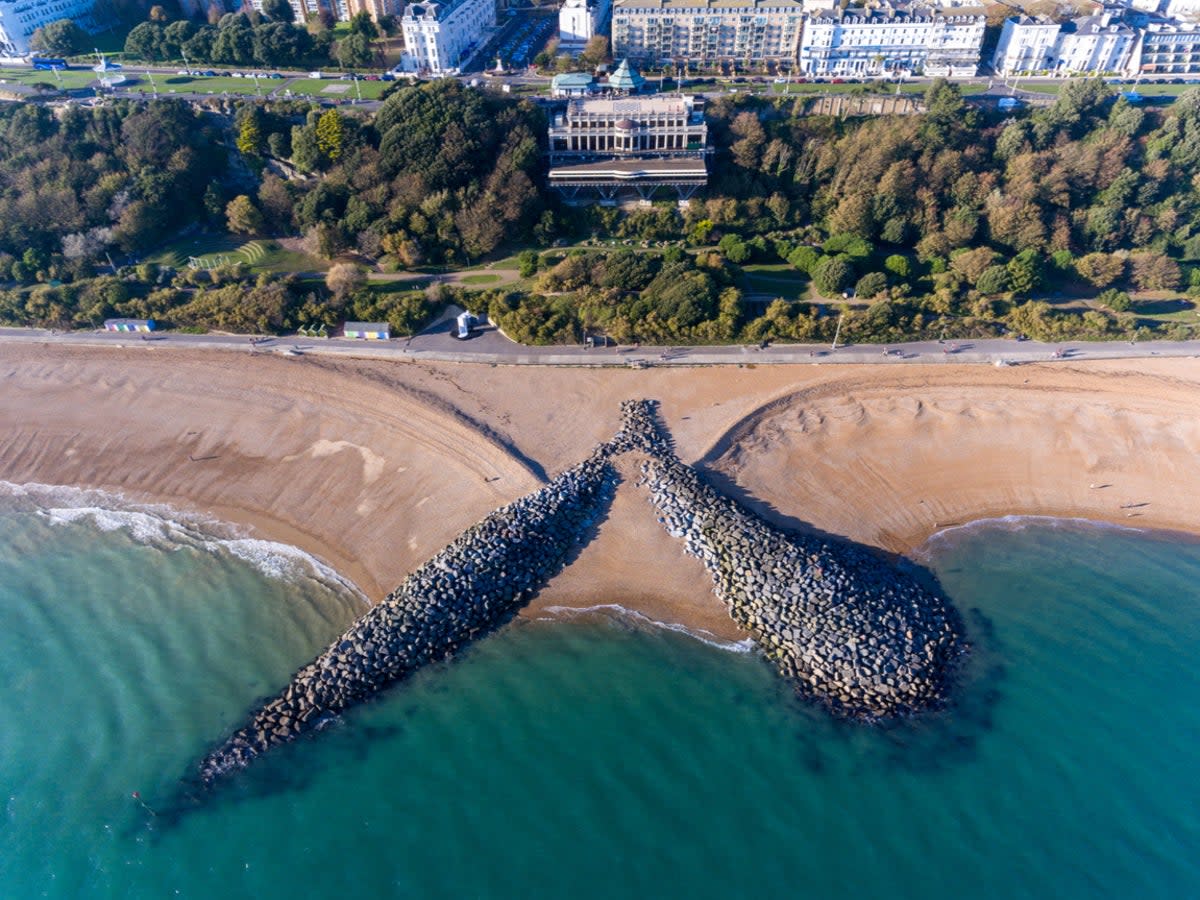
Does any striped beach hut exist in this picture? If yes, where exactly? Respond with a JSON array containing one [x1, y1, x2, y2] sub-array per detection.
[[104, 318, 155, 333], [343, 322, 390, 340]]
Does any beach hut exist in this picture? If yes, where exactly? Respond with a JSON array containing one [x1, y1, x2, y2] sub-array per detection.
[[343, 322, 390, 340], [103, 318, 155, 333]]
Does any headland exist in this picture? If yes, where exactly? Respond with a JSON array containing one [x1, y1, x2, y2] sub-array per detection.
[[1, 344, 1198, 645]]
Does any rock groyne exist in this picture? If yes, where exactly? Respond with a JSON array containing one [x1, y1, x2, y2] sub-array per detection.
[[619, 400, 968, 720], [198, 448, 617, 785]]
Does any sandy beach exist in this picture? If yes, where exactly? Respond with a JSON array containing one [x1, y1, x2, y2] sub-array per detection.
[[2, 343, 1198, 642]]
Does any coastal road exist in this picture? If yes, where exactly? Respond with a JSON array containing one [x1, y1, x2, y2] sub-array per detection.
[[3, 326, 1199, 368]]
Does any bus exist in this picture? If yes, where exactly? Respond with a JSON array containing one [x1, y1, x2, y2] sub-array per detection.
[[31, 58, 68, 70]]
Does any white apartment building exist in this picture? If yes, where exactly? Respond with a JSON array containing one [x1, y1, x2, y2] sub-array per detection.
[[559, 0, 611, 51], [1131, 19, 1200, 75], [611, 0, 805, 65], [992, 12, 1136, 75], [798, 5, 986, 78], [399, 0, 495, 75], [0, 0, 106, 57]]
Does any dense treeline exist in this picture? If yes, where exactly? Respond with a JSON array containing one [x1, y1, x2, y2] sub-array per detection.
[[4, 80, 1200, 342], [500, 80, 1200, 343], [123, 8, 386, 70], [701, 80, 1198, 256], [244, 80, 549, 263], [0, 100, 226, 275]]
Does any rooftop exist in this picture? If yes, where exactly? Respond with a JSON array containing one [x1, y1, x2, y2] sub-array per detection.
[[567, 95, 695, 117], [614, 0, 804, 9], [548, 158, 708, 178], [811, 4, 984, 24], [553, 72, 597, 87]]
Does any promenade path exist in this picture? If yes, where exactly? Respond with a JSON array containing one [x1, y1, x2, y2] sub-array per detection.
[[3, 325, 1199, 367]]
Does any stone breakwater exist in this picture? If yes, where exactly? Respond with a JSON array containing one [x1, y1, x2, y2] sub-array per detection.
[[618, 399, 968, 720], [198, 449, 617, 785]]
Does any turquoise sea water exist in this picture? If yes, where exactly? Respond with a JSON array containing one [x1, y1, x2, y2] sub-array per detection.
[[1, 488, 1198, 899]]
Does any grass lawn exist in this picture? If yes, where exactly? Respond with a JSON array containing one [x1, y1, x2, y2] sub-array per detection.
[[1016, 81, 1197, 97], [366, 278, 431, 294], [159, 75, 266, 95], [458, 273, 503, 285], [286, 78, 394, 100], [1128, 295, 1199, 323], [146, 236, 326, 273], [463, 253, 525, 271], [0, 67, 100, 90], [738, 264, 811, 300]]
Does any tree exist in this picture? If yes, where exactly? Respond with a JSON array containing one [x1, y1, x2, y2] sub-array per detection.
[[149, 5, 169, 22], [315, 108, 345, 162], [226, 195, 264, 234], [236, 111, 265, 156], [1006, 250, 1042, 295], [578, 35, 609, 69], [950, 247, 996, 284], [257, 174, 294, 230], [517, 249, 539, 278], [1130, 252, 1181, 291], [125, 22, 165, 59], [975, 265, 1011, 296], [787, 246, 821, 274], [262, 0, 295, 22], [884, 254, 911, 279], [1075, 252, 1125, 288], [854, 271, 889, 299], [31, 19, 87, 56], [348, 10, 378, 38], [717, 234, 751, 264], [325, 262, 365, 301], [1097, 288, 1132, 312], [335, 32, 372, 68], [729, 111, 765, 170], [812, 257, 853, 297]]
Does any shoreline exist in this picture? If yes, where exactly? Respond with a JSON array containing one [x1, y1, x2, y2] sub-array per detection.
[[2, 344, 1199, 641]]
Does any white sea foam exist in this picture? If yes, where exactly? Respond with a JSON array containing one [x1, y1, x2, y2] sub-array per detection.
[[0, 480, 367, 605], [911, 514, 1150, 563], [538, 603, 756, 654]]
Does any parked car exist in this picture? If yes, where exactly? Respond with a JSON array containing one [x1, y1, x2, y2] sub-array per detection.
[[267, 72, 284, 79], [365, 74, 380, 81]]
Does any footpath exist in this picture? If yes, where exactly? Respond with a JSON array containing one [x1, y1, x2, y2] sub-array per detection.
[[2, 326, 1199, 367]]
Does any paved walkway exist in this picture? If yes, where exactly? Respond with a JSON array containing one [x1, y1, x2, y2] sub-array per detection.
[[2, 326, 1198, 368]]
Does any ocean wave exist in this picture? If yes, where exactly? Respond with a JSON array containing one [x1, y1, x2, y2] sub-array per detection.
[[910, 514, 1150, 562], [537, 603, 756, 654], [0, 480, 367, 604]]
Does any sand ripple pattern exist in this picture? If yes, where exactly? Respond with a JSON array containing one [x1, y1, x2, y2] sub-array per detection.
[[618, 400, 968, 720]]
